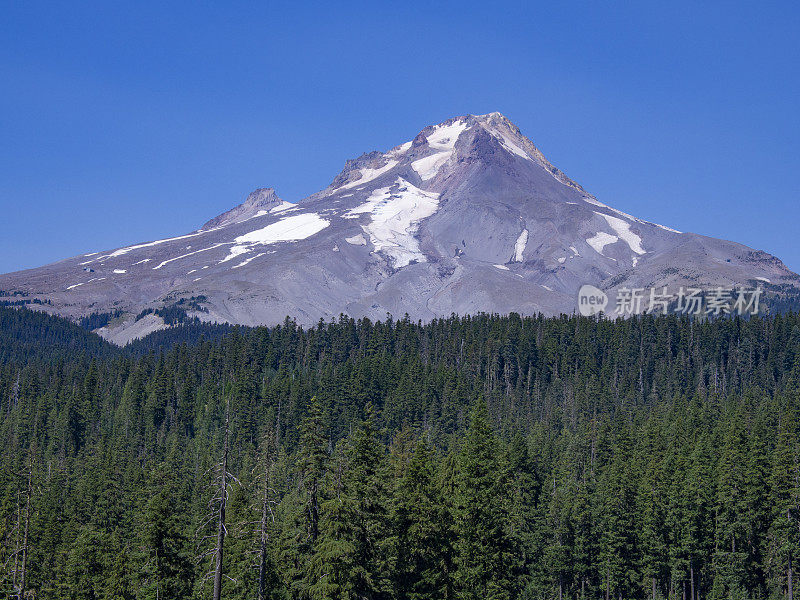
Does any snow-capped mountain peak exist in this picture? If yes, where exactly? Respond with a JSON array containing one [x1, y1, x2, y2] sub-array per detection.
[[1, 112, 796, 344], [315, 113, 589, 201]]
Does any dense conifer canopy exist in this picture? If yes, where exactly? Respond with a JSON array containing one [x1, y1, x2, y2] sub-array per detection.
[[1, 307, 800, 599]]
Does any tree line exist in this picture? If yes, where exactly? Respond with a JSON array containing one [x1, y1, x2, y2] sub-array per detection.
[[1, 311, 800, 599]]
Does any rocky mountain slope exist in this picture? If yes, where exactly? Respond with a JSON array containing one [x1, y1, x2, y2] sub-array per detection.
[[1, 112, 797, 344]]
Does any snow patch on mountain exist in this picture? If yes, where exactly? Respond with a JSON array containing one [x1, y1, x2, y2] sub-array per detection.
[[584, 196, 681, 234], [654, 222, 682, 234], [221, 213, 330, 263], [587, 231, 619, 256], [488, 129, 531, 160], [514, 229, 528, 262], [154, 243, 230, 270], [345, 233, 367, 246], [344, 178, 440, 268], [388, 141, 412, 155], [583, 197, 640, 222], [220, 246, 248, 264], [427, 120, 469, 150], [271, 201, 296, 214], [81, 229, 215, 263], [69, 277, 106, 290], [336, 160, 399, 191], [412, 152, 451, 181], [597, 213, 646, 255], [250, 202, 295, 219], [233, 252, 266, 269]]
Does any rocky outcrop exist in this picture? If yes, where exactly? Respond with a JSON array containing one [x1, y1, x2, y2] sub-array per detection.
[[201, 188, 283, 230]]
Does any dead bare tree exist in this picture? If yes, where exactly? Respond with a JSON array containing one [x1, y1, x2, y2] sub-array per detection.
[[7, 437, 35, 600], [256, 428, 278, 600], [223, 424, 280, 600], [212, 398, 232, 600], [196, 397, 238, 600], [3, 488, 22, 596], [18, 463, 31, 600], [7, 371, 20, 416]]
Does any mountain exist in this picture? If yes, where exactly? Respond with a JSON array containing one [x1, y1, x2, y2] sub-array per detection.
[[1, 112, 797, 344]]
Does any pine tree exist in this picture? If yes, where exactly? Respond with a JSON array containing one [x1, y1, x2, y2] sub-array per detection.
[[281, 396, 329, 598], [310, 402, 393, 600], [393, 437, 453, 600], [506, 432, 540, 585], [596, 423, 638, 600], [637, 440, 666, 600], [541, 452, 575, 600], [453, 400, 522, 600], [137, 464, 193, 600], [767, 413, 800, 600], [571, 477, 596, 600], [712, 412, 752, 600]]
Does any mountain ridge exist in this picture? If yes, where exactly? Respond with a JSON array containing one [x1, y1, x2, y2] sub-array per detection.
[[0, 111, 797, 344]]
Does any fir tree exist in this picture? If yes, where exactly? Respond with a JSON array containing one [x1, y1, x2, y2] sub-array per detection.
[[454, 400, 522, 600]]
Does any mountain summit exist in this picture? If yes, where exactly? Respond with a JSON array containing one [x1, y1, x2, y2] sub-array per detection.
[[1, 112, 797, 344]]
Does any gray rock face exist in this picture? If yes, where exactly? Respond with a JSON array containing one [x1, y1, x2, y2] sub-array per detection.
[[1, 112, 797, 344], [201, 188, 283, 230]]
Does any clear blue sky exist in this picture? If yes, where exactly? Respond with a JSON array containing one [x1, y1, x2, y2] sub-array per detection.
[[1, 1, 798, 274]]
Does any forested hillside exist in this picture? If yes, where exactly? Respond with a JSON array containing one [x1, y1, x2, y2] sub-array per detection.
[[2, 311, 800, 600], [0, 306, 117, 363]]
